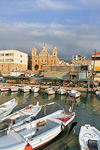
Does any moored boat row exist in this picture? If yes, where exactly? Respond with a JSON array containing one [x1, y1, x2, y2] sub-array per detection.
[[0, 90, 99, 150], [45, 87, 81, 98], [0, 100, 75, 150], [0, 85, 81, 98], [0, 85, 40, 93]]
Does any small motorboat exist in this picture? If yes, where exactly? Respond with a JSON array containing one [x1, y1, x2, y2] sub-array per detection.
[[95, 90, 100, 97], [68, 90, 81, 98], [21, 86, 31, 93], [31, 87, 40, 93], [0, 99, 18, 120], [0, 102, 75, 150], [10, 86, 19, 92], [0, 102, 42, 131], [79, 124, 100, 150], [57, 88, 67, 95], [0, 86, 9, 92], [45, 87, 55, 95]]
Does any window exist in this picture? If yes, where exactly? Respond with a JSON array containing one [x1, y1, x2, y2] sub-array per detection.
[[41, 60, 43, 63], [33, 52, 36, 55], [45, 60, 47, 62], [20, 60, 22, 63], [20, 55, 22, 57], [35, 60, 37, 62], [5, 59, 14, 62], [51, 60, 53, 62], [5, 53, 14, 56]]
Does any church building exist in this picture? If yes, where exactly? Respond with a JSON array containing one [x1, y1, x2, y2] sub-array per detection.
[[32, 44, 59, 71]]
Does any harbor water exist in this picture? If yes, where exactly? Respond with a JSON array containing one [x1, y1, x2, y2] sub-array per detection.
[[0, 91, 100, 150]]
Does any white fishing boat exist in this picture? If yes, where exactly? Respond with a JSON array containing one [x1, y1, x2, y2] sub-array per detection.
[[10, 86, 19, 92], [95, 90, 100, 97], [0, 86, 9, 92], [0, 102, 42, 131], [68, 90, 81, 98], [79, 124, 100, 150], [31, 87, 40, 93], [57, 88, 67, 95], [45, 87, 55, 95], [21, 86, 31, 93], [0, 99, 18, 120], [0, 103, 75, 150]]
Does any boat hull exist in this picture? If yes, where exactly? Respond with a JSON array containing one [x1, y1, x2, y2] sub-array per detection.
[[0, 109, 75, 150], [68, 90, 81, 98], [79, 124, 100, 150], [31, 87, 40, 93], [45, 88, 55, 95], [1, 89, 9, 92], [0, 99, 18, 120]]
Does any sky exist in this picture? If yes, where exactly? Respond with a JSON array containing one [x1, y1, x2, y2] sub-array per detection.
[[0, 0, 100, 61]]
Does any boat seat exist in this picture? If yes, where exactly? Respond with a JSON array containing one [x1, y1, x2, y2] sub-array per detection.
[[88, 140, 98, 150]]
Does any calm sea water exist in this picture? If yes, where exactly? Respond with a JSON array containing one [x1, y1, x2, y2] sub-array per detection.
[[0, 91, 100, 150]]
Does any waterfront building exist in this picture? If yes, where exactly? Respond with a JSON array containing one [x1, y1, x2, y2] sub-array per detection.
[[72, 60, 92, 71], [72, 56, 92, 80], [72, 55, 86, 60], [0, 50, 28, 74], [91, 51, 100, 82], [91, 51, 100, 71], [32, 44, 59, 71]]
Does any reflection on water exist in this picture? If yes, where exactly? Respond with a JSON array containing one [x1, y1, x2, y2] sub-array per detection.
[[0, 91, 8, 97], [0, 91, 100, 149], [55, 94, 67, 102], [47, 94, 55, 100]]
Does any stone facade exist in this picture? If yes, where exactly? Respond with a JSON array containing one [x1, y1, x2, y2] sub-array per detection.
[[32, 44, 59, 71], [42, 65, 75, 72], [72, 60, 91, 66], [0, 50, 28, 74]]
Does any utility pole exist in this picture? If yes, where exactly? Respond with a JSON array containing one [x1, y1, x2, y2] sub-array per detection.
[[92, 49, 96, 90], [93, 49, 96, 79]]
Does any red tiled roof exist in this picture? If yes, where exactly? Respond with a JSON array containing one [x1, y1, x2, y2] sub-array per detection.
[[92, 52, 100, 55]]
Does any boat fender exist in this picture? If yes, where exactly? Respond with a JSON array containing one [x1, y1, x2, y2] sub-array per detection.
[[26, 106, 30, 109], [37, 120, 46, 127], [25, 143, 33, 150], [61, 124, 65, 131]]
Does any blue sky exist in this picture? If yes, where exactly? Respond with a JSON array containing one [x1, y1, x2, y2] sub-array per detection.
[[0, 0, 100, 60]]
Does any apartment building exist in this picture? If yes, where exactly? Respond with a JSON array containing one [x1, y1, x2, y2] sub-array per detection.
[[0, 50, 28, 74], [72, 55, 86, 60]]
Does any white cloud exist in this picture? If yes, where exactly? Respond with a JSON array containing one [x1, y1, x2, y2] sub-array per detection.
[[36, 0, 74, 10], [0, 22, 100, 60], [0, 0, 75, 16]]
